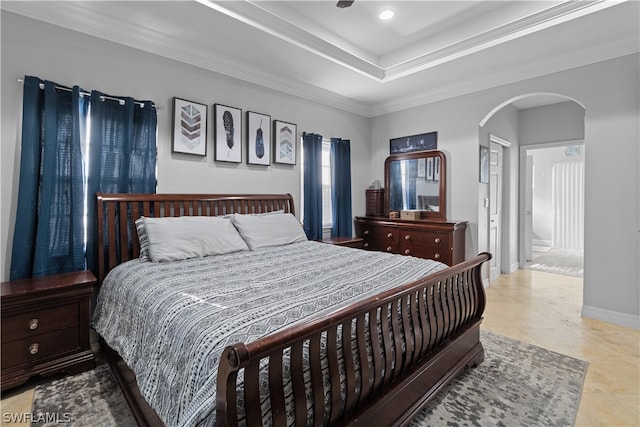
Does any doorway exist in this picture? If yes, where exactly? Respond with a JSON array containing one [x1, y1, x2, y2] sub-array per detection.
[[488, 136, 510, 281], [521, 142, 585, 277], [479, 93, 586, 283]]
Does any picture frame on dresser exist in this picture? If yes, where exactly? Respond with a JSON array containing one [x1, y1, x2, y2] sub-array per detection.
[[214, 104, 242, 163], [171, 97, 208, 156], [273, 120, 297, 165], [246, 111, 271, 166]]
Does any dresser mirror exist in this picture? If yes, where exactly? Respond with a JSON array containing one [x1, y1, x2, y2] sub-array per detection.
[[384, 150, 446, 221]]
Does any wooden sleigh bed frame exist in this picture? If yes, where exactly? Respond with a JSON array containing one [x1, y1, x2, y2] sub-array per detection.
[[95, 192, 491, 427]]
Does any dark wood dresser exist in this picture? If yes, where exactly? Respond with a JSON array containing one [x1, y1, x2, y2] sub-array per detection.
[[354, 216, 467, 266], [1, 271, 96, 391]]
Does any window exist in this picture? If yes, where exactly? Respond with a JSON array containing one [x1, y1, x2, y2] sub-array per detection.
[[321, 141, 333, 228], [300, 138, 333, 229]]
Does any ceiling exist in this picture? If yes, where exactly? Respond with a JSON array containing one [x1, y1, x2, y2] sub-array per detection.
[[2, 1, 639, 117]]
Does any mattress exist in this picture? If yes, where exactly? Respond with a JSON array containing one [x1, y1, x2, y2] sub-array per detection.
[[93, 240, 445, 426]]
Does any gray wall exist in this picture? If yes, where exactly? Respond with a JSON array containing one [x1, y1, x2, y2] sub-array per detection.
[[370, 55, 639, 327], [0, 12, 372, 280], [480, 105, 520, 274], [519, 101, 586, 145], [2, 12, 638, 327]]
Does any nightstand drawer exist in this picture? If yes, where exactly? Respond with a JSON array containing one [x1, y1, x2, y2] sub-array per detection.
[[1, 304, 78, 343], [1, 327, 80, 369]]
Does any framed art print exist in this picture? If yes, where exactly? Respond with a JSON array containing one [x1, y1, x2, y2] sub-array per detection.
[[390, 131, 437, 154], [247, 111, 271, 166], [214, 104, 242, 163], [172, 97, 208, 156], [273, 120, 297, 165]]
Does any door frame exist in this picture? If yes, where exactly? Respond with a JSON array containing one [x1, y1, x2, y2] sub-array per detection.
[[488, 134, 511, 280], [518, 139, 584, 268]]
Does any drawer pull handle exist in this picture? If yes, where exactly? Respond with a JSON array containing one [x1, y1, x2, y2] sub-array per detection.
[[363, 230, 370, 235], [363, 243, 369, 248], [404, 235, 411, 240], [28, 318, 39, 330], [387, 232, 393, 238], [386, 246, 392, 252], [404, 249, 410, 255], [28, 343, 40, 355], [434, 237, 441, 244], [434, 253, 441, 259]]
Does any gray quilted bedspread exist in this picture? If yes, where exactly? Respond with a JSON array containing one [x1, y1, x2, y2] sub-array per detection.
[[93, 241, 445, 427]]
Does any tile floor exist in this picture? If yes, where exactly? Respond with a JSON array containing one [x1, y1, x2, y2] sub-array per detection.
[[1, 269, 638, 426]]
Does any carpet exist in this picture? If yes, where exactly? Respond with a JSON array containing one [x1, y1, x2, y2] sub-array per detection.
[[31, 331, 587, 427]]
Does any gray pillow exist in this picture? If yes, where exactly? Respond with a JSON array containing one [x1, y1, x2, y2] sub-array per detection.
[[231, 212, 307, 250], [142, 216, 249, 262]]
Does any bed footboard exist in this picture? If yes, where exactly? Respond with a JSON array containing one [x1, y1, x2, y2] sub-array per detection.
[[216, 252, 491, 427]]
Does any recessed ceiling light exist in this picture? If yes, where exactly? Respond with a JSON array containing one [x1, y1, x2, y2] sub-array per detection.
[[378, 9, 394, 21]]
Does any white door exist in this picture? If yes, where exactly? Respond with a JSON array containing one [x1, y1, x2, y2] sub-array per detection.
[[524, 155, 534, 261], [489, 142, 503, 281]]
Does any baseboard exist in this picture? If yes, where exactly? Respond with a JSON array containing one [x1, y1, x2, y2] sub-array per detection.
[[532, 239, 552, 247], [507, 262, 519, 273], [582, 305, 640, 330]]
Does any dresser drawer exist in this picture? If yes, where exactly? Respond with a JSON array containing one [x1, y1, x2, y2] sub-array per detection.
[[1, 304, 78, 343], [1, 327, 80, 369], [361, 226, 399, 244], [400, 244, 450, 264], [363, 240, 398, 253], [401, 230, 450, 249]]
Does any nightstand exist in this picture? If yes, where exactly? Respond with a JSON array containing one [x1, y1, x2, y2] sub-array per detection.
[[1, 271, 96, 392], [319, 236, 364, 249]]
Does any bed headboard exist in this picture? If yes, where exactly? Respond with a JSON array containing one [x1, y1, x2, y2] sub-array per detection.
[[95, 193, 295, 284]]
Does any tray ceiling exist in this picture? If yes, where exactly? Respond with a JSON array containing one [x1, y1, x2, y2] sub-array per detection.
[[2, 0, 638, 117]]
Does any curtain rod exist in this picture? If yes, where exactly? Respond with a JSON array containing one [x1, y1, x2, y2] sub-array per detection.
[[17, 78, 158, 109]]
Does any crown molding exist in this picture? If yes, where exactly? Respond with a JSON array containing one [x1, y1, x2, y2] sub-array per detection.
[[2, 1, 637, 119], [369, 35, 640, 117], [198, 0, 626, 82], [0, 2, 371, 117]]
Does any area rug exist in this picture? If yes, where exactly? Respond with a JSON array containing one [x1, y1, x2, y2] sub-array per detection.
[[31, 331, 587, 426]]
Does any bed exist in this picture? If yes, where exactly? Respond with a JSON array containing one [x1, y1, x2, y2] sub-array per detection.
[[93, 192, 490, 427]]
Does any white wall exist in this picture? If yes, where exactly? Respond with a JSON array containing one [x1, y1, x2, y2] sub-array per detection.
[[531, 147, 568, 245], [0, 12, 372, 280], [371, 54, 639, 327]]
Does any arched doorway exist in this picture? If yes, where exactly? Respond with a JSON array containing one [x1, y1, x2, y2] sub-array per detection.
[[479, 93, 586, 280]]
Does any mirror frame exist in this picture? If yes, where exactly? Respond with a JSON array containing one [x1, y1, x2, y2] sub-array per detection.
[[384, 150, 447, 221]]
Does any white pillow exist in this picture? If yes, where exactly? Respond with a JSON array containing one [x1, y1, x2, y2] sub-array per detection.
[[231, 212, 307, 250], [142, 216, 249, 262]]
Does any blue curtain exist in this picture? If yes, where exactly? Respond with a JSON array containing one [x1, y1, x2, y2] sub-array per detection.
[[302, 132, 323, 240], [10, 77, 87, 279], [85, 91, 157, 275], [330, 138, 352, 237]]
